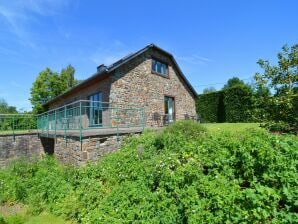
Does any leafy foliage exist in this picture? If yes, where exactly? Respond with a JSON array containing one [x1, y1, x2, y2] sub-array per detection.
[[0, 122, 297, 223], [0, 99, 36, 132], [30, 65, 78, 114], [254, 44, 298, 133], [0, 99, 17, 114], [202, 87, 216, 94], [224, 85, 253, 122], [196, 91, 225, 122], [222, 76, 246, 90], [197, 85, 254, 123]]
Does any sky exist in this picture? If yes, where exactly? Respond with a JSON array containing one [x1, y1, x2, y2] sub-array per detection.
[[0, 0, 297, 111]]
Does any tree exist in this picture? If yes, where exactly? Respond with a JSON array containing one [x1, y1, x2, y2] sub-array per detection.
[[0, 98, 17, 114], [60, 64, 78, 89], [203, 87, 216, 94], [254, 44, 298, 133], [222, 77, 246, 90], [30, 65, 78, 114]]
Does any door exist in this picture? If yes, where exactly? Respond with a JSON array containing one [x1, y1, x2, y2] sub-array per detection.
[[88, 92, 103, 127], [164, 96, 175, 124]]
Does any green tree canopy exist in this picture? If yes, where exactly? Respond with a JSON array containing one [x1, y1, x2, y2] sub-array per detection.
[[60, 65, 78, 89], [30, 65, 78, 114], [255, 44, 298, 95], [222, 77, 246, 90], [202, 87, 216, 94], [254, 44, 298, 132], [0, 98, 17, 114]]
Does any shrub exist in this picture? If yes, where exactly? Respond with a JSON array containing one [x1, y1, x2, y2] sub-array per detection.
[[196, 85, 255, 123], [223, 85, 253, 122], [0, 124, 297, 223], [196, 91, 225, 122]]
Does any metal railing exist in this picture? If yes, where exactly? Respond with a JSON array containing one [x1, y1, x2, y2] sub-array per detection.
[[0, 114, 37, 137], [36, 100, 145, 139], [0, 100, 145, 141]]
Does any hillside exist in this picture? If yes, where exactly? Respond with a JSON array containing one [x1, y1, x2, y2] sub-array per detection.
[[0, 121, 297, 223]]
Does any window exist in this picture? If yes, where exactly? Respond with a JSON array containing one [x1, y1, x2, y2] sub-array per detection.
[[164, 96, 175, 124], [88, 92, 102, 126], [152, 59, 168, 76]]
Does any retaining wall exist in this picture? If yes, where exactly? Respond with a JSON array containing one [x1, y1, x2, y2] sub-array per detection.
[[0, 132, 134, 168]]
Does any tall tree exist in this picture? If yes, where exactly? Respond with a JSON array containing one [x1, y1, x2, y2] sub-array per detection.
[[254, 44, 298, 132], [0, 98, 17, 114], [60, 64, 78, 89], [202, 87, 216, 94], [222, 77, 246, 90], [30, 65, 78, 114]]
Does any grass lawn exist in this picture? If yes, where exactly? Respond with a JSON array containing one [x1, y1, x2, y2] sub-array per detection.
[[202, 122, 262, 134], [0, 130, 35, 135], [24, 213, 72, 224], [0, 204, 72, 224]]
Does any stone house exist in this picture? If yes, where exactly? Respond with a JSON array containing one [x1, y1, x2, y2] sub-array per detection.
[[45, 44, 197, 128]]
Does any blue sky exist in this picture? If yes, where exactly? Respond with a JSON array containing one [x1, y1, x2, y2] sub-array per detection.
[[0, 0, 297, 111]]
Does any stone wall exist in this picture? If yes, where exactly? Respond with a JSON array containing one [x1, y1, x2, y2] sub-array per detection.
[[0, 134, 44, 167], [49, 76, 111, 109], [110, 49, 197, 126], [0, 133, 132, 167], [53, 134, 128, 166], [46, 47, 197, 128]]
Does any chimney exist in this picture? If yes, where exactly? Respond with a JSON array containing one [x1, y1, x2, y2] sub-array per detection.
[[97, 64, 107, 73]]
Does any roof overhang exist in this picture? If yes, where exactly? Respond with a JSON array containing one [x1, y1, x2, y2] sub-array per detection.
[[44, 43, 197, 106]]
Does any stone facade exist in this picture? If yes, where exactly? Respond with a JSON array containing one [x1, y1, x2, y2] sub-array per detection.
[[53, 134, 127, 166], [49, 77, 111, 109], [0, 134, 44, 167], [47, 46, 197, 127], [110, 49, 196, 126], [0, 133, 131, 167]]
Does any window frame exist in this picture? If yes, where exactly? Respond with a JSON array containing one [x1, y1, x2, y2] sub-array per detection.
[[164, 95, 175, 124], [151, 57, 169, 78], [88, 92, 103, 127]]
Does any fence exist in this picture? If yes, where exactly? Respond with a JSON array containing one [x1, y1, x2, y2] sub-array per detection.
[[36, 100, 145, 139], [0, 114, 37, 138], [0, 100, 145, 141]]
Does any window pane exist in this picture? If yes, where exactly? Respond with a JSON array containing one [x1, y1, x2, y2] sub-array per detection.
[[152, 59, 167, 76], [88, 92, 102, 126], [161, 64, 167, 75], [164, 97, 169, 114], [157, 62, 161, 73]]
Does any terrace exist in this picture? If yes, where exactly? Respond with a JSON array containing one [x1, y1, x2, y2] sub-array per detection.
[[0, 100, 145, 141]]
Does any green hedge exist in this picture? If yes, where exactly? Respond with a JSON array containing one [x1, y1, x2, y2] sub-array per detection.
[[196, 91, 225, 122], [224, 85, 253, 122], [196, 85, 253, 123]]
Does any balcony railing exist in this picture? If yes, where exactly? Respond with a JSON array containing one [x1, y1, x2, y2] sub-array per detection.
[[36, 100, 145, 139]]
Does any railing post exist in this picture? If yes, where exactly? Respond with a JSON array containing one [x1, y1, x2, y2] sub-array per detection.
[[64, 105, 67, 144], [54, 109, 57, 141], [79, 101, 82, 149], [47, 112, 49, 138], [116, 108, 119, 142], [12, 115, 15, 141]]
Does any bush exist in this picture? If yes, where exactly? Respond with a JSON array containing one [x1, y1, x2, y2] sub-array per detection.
[[196, 91, 225, 122], [163, 120, 207, 139], [223, 85, 253, 122], [0, 123, 297, 223], [196, 85, 255, 123]]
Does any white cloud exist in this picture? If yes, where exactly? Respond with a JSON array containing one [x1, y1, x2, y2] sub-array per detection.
[[176, 55, 214, 65], [90, 40, 132, 66], [0, 0, 71, 46]]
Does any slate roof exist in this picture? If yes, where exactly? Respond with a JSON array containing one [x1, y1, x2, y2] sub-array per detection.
[[45, 43, 197, 106]]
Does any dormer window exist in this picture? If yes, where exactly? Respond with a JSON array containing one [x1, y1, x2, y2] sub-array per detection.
[[152, 58, 168, 77]]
